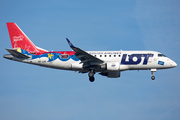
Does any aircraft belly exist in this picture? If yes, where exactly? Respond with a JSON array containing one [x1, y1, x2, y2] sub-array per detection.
[[48, 59, 73, 70]]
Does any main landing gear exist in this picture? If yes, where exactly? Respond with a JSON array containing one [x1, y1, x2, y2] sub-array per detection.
[[88, 70, 95, 82], [151, 69, 156, 80]]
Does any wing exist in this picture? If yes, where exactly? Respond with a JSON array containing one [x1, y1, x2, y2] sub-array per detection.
[[66, 38, 104, 66]]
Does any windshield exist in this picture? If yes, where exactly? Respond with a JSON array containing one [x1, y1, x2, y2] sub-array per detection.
[[158, 54, 167, 57]]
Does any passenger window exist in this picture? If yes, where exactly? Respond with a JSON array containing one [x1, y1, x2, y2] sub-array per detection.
[[100, 55, 102, 57], [119, 55, 121, 57], [114, 55, 116, 57], [109, 55, 111, 57], [60, 54, 69, 59], [104, 55, 106, 57]]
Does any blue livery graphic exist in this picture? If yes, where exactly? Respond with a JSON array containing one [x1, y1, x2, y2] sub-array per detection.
[[20, 49, 79, 62], [121, 54, 154, 65], [158, 61, 164, 65]]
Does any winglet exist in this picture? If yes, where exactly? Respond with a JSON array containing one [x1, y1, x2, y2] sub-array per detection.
[[66, 38, 75, 48]]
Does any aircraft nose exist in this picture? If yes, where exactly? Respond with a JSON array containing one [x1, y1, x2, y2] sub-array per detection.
[[170, 61, 177, 67]]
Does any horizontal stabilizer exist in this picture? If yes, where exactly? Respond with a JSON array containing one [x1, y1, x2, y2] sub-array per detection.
[[6, 48, 30, 59]]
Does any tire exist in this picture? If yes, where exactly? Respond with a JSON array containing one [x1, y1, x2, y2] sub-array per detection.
[[89, 77, 95, 82], [151, 76, 155, 80]]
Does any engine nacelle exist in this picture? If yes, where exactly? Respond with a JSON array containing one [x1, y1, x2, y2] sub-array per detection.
[[102, 62, 120, 71], [99, 72, 120, 78], [100, 62, 129, 71]]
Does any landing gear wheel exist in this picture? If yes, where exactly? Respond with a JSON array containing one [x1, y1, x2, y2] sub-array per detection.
[[89, 77, 95, 82], [151, 76, 155, 80], [88, 70, 95, 82]]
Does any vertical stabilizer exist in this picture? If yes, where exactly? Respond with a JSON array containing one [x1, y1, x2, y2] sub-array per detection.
[[6, 23, 46, 54]]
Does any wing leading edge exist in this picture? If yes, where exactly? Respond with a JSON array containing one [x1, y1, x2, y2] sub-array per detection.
[[66, 38, 104, 66]]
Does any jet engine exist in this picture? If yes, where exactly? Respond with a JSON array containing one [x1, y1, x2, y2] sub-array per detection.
[[100, 62, 120, 71], [99, 72, 120, 78]]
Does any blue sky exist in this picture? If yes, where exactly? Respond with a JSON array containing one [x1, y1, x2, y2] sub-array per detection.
[[0, 0, 180, 120]]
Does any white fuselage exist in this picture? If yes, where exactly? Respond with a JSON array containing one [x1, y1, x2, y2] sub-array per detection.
[[21, 50, 177, 72]]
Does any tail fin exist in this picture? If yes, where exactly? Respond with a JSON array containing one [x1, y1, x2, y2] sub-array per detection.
[[6, 23, 46, 54]]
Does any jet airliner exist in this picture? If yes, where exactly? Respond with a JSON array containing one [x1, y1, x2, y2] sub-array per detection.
[[4, 23, 177, 82]]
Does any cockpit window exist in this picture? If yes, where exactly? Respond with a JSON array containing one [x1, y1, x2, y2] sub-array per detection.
[[158, 54, 167, 57]]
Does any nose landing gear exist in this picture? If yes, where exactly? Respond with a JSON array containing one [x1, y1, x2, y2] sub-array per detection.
[[151, 69, 156, 80], [88, 70, 95, 82]]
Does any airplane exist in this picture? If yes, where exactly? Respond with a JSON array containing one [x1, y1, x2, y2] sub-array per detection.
[[4, 23, 177, 82]]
